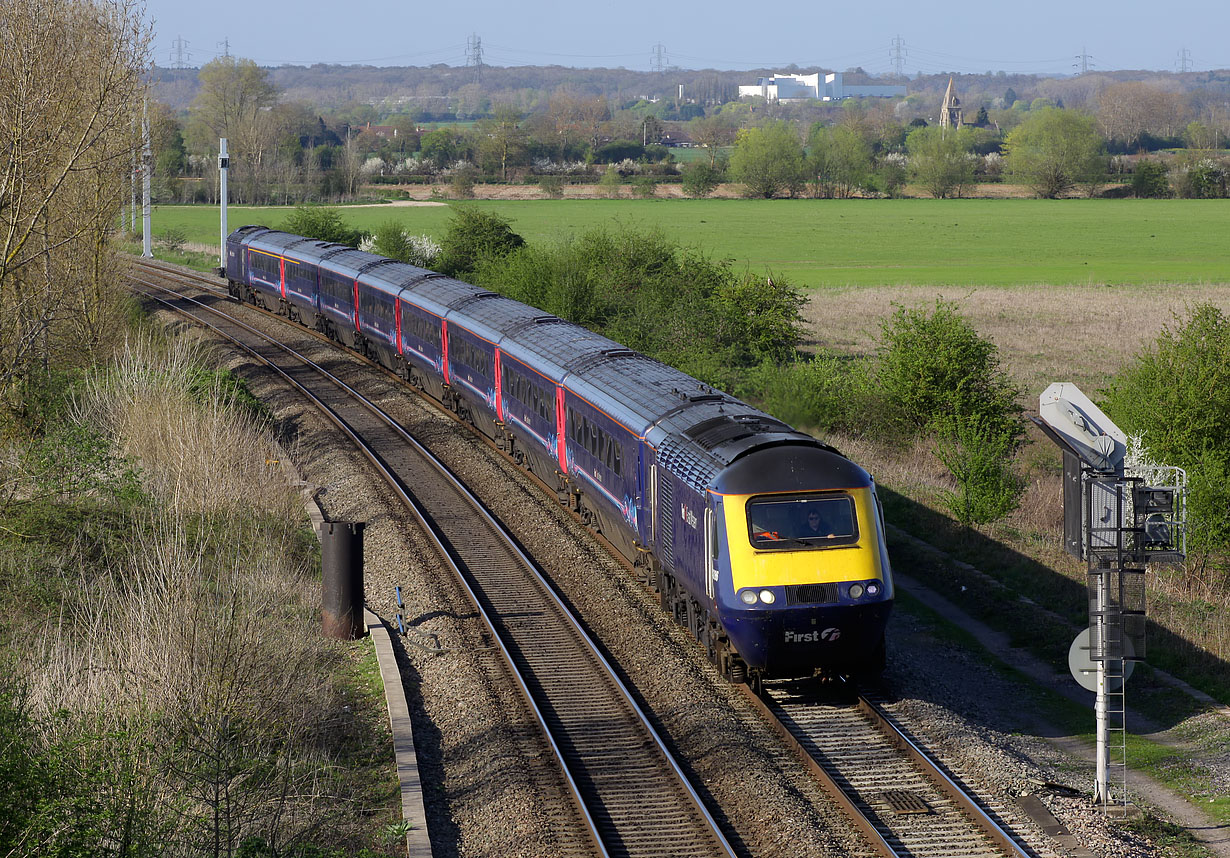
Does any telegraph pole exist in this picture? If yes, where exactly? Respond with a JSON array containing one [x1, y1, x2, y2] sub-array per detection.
[[218, 138, 229, 274], [142, 101, 152, 258]]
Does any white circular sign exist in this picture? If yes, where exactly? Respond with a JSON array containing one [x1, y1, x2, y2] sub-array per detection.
[[1068, 627, 1135, 692]]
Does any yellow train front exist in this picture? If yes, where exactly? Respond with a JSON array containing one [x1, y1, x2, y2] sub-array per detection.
[[710, 443, 893, 680]]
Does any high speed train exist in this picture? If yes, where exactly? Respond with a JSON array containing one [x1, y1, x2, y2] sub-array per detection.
[[224, 225, 893, 683]]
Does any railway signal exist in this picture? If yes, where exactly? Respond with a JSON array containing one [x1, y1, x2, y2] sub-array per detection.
[[1034, 382, 1186, 811], [218, 138, 229, 276]]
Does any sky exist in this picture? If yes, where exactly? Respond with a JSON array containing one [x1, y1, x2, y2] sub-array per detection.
[[142, 0, 1228, 76]]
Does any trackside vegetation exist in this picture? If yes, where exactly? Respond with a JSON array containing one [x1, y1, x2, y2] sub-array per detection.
[[0, 335, 401, 857], [1101, 304, 1230, 554]]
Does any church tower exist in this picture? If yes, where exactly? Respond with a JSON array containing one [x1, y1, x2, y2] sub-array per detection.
[[940, 76, 963, 130]]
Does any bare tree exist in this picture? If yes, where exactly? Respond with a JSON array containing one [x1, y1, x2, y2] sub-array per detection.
[[1097, 81, 1188, 149], [0, 0, 150, 414], [478, 105, 528, 181], [687, 114, 736, 167], [188, 57, 279, 203]]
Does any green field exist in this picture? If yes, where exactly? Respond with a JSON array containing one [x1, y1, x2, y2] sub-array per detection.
[[151, 198, 1230, 289]]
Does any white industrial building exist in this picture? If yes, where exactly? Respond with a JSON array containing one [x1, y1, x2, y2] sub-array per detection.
[[738, 72, 905, 102]]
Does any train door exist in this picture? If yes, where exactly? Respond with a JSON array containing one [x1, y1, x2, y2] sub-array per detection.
[[704, 507, 716, 601]]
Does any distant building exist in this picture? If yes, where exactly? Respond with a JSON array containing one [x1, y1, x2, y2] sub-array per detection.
[[738, 72, 905, 102], [360, 122, 400, 139], [939, 77, 963, 129]]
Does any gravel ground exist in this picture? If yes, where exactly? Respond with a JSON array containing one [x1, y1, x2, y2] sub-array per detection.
[[150, 287, 1206, 858]]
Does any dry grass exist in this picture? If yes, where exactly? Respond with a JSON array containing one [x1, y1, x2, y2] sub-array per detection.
[[28, 517, 329, 719], [73, 333, 301, 521], [802, 283, 1230, 397], [3, 334, 396, 854]]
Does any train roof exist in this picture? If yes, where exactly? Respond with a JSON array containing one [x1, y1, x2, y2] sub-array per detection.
[[364, 261, 446, 294], [396, 274, 494, 318], [227, 225, 270, 243], [712, 443, 871, 495], [227, 225, 850, 489]]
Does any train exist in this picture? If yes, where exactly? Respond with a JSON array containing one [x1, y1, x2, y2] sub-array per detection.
[[223, 225, 894, 683]]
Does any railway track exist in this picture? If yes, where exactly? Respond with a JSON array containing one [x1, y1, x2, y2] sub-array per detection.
[[749, 678, 1038, 858], [128, 256, 1051, 858], [127, 259, 738, 858]]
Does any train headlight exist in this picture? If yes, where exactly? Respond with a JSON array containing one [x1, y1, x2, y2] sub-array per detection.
[[739, 590, 758, 605], [848, 583, 865, 599], [866, 582, 881, 597], [759, 589, 776, 605]]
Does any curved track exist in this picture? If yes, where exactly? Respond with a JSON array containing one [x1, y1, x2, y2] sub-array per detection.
[[127, 259, 738, 858]]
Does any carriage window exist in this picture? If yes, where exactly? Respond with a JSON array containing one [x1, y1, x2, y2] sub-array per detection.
[[322, 272, 351, 303], [252, 252, 280, 281], [746, 494, 858, 550], [451, 337, 490, 377], [403, 311, 441, 349]]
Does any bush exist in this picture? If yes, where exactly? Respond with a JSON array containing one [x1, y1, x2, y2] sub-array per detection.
[[594, 139, 645, 163], [1102, 304, 1230, 551], [876, 300, 1022, 438], [681, 161, 721, 198], [598, 167, 622, 198], [436, 206, 525, 278], [1172, 157, 1230, 199], [470, 226, 804, 376], [1131, 159, 1171, 198], [875, 301, 1024, 526], [155, 227, 187, 253], [933, 413, 1026, 527], [731, 352, 874, 433], [449, 166, 477, 199], [538, 175, 564, 198], [371, 221, 440, 269], [632, 176, 657, 198], [281, 206, 366, 247], [371, 220, 414, 263]]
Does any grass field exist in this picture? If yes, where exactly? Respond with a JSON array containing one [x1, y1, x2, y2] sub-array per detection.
[[148, 198, 1230, 290]]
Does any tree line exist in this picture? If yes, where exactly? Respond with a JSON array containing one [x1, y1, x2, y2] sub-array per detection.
[[147, 58, 1230, 206]]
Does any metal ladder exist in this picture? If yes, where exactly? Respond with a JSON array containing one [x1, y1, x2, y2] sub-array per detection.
[[1103, 614, 1129, 808]]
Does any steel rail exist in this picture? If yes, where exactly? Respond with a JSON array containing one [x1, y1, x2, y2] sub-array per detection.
[[858, 695, 1034, 858]]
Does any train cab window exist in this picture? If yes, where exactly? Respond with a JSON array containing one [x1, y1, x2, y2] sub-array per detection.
[[746, 494, 858, 550]]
